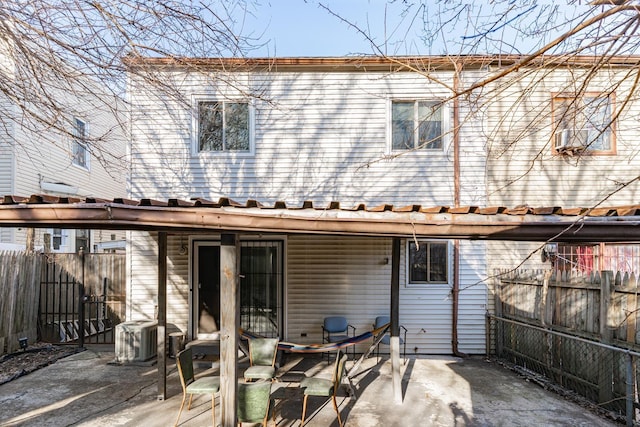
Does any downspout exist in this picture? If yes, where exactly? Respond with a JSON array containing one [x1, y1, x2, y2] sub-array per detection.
[[452, 62, 466, 357]]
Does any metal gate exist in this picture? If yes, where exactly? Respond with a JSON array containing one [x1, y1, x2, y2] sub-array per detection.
[[38, 253, 125, 345]]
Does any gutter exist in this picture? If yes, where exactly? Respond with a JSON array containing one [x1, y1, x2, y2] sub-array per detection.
[[452, 62, 465, 357]]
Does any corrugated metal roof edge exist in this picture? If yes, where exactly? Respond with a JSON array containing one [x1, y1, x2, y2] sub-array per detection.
[[2, 195, 638, 218]]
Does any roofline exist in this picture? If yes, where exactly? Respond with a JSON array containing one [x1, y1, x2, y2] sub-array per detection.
[[1, 203, 639, 242], [123, 54, 640, 72]]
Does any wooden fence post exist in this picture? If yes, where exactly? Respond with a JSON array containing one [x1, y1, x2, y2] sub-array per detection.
[[599, 270, 613, 406]]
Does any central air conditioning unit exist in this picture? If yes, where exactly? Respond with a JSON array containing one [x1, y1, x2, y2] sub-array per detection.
[[114, 320, 158, 363], [554, 129, 592, 152]]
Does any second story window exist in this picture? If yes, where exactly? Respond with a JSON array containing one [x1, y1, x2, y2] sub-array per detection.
[[198, 101, 250, 152], [392, 100, 444, 151], [552, 94, 615, 155], [72, 118, 89, 168]]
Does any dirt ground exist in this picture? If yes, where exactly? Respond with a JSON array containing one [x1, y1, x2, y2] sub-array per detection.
[[0, 342, 79, 385]]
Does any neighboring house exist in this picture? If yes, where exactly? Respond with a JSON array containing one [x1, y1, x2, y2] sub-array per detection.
[[482, 58, 640, 277], [0, 43, 127, 253], [125, 55, 638, 355]]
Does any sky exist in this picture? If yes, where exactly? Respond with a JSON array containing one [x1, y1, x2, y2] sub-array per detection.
[[242, 1, 424, 57], [236, 1, 607, 58]]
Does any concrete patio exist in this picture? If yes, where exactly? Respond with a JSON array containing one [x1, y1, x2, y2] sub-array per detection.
[[0, 345, 619, 426]]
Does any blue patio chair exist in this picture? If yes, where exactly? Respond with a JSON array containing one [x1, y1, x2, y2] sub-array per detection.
[[322, 316, 355, 362], [374, 316, 407, 362]]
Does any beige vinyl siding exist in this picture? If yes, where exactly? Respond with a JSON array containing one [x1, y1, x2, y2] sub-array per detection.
[[484, 66, 640, 276], [287, 236, 487, 354], [128, 66, 489, 354], [457, 240, 488, 354], [129, 71, 457, 206], [127, 231, 160, 321], [0, 73, 15, 244], [485, 67, 640, 208], [287, 235, 392, 354]]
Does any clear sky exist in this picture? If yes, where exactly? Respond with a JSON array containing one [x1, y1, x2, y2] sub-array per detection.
[[237, 1, 607, 58], [241, 0, 446, 57]]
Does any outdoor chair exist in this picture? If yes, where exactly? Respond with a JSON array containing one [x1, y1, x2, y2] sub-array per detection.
[[237, 380, 273, 427], [174, 347, 220, 427], [300, 351, 349, 427], [374, 315, 407, 363], [322, 316, 355, 362], [244, 337, 279, 381]]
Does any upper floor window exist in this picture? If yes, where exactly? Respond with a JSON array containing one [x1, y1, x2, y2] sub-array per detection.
[[552, 94, 615, 155], [391, 100, 444, 151], [50, 228, 91, 253], [72, 118, 89, 168], [197, 101, 250, 152], [75, 229, 91, 252], [408, 240, 449, 285]]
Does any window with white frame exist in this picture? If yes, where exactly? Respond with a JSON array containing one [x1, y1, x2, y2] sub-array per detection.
[[391, 100, 444, 151], [552, 93, 615, 154], [408, 240, 449, 285], [197, 101, 251, 152], [72, 118, 89, 168], [75, 229, 91, 252], [49, 228, 90, 253]]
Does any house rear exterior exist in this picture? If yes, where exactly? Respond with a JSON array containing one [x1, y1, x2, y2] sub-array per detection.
[[125, 55, 639, 355], [127, 57, 487, 354]]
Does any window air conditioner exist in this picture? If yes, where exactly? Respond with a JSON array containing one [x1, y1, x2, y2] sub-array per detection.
[[114, 320, 158, 363], [554, 129, 592, 152]]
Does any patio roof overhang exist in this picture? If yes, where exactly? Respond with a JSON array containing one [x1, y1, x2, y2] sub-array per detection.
[[1, 196, 639, 242]]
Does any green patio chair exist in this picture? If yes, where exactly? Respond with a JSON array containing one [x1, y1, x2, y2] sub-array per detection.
[[237, 381, 273, 427], [300, 351, 348, 427], [174, 347, 220, 427], [244, 338, 279, 381]]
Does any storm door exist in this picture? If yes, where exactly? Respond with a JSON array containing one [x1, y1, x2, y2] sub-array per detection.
[[193, 243, 221, 340], [193, 240, 283, 340], [240, 240, 283, 338]]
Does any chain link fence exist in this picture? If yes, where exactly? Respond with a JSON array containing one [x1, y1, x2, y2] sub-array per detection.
[[489, 315, 640, 426]]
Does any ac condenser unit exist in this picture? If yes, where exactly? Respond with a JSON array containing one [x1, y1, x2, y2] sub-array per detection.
[[114, 320, 158, 363]]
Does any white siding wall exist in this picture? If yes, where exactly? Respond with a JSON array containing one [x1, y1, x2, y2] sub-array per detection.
[[2, 54, 127, 250], [484, 67, 640, 275], [128, 67, 489, 354], [287, 235, 392, 354], [0, 89, 15, 244]]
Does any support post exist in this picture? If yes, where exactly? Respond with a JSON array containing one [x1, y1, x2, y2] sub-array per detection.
[[220, 233, 239, 426], [626, 352, 634, 427], [391, 237, 402, 403], [157, 232, 167, 400], [78, 247, 85, 349], [599, 271, 613, 406]]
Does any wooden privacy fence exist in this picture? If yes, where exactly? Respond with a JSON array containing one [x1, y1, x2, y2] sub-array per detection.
[[493, 268, 640, 424], [0, 251, 42, 355], [496, 268, 639, 346]]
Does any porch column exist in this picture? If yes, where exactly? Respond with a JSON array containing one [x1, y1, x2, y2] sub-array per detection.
[[391, 237, 402, 403], [220, 233, 239, 426], [157, 231, 167, 400]]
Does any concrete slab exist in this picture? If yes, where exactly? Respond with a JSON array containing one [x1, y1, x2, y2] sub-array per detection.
[[0, 345, 618, 427]]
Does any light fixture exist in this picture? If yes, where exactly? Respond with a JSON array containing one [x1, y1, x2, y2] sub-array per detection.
[[18, 337, 28, 350], [179, 236, 188, 255]]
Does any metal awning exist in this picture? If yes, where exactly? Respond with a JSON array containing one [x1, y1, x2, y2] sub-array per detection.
[[1, 195, 639, 242]]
